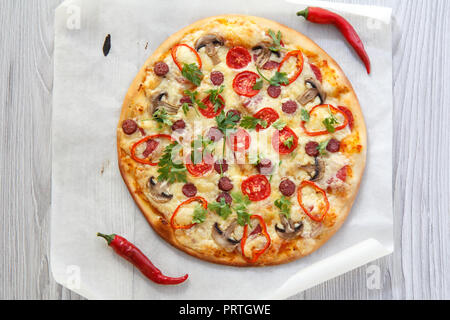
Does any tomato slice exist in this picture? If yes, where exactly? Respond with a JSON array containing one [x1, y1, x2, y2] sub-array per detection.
[[254, 108, 279, 131], [277, 50, 304, 85], [297, 181, 329, 222], [199, 95, 225, 118], [232, 71, 260, 97], [241, 175, 271, 202], [301, 104, 349, 137], [228, 128, 251, 152], [272, 127, 298, 155], [185, 152, 214, 177], [226, 46, 252, 69]]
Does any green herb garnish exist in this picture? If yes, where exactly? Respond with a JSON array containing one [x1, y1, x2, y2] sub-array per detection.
[[240, 116, 268, 130], [256, 66, 289, 87], [208, 198, 233, 220], [232, 192, 252, 226], [317, 140, 329, 156], [272, 119, 287, 131], [157, 143, 187, 184], [152, 108, 173, 127], [206, 85, 225, 112], [181, 63, 203, 86], [301, 108, 310, 122], [268, 29, 283, 53], [252, 79, 264, 90], [192, 204, 208, 224], [184, 90, 207, 110], [274, 196, 292, 218], [283, 136, 295, 148], [215, 111, 239, 136]]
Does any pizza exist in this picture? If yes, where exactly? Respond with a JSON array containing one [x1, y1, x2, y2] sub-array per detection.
[[117, 15, 367, 266]]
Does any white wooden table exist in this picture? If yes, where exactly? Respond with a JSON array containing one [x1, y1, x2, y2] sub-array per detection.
[[1, 0, 448, 300]]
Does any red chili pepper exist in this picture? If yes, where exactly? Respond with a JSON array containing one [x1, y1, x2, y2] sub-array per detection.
[[97, 233, 188, 285], [170, 196, 208, 230], [130, 134, 173, 166], [240, 215, 271, 263], [297, 7, 371, 74], [171, 44, 202, 71], [300, 104, 349, 137], [297, 181, 330, 222]]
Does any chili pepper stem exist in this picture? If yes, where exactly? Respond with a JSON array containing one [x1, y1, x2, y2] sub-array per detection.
[[296, 8, 309, 18], [97, 232, 115, 245]]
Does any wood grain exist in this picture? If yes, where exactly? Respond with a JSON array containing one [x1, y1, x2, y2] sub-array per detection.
[[0, 0, 448, 300]]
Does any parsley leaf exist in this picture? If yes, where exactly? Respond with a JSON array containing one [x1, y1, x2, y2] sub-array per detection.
[[268, 29, 283, 53], [232, 192, 252, 226], [208, 198, 233, 220], [252, 79, 264, 90], [184, 90, 207, 110], [152, 108, 173, 127], [274, 196, 292, 218], [317, 140, 329, 155], [240, 116, 268, 130], [206, 85, 225, 112], [322, 117, 339, 133], [272, 119, 287, 130], [215, 111, 239, 136], [256, 66, 289, 87], [192, 204, 208, 224], [181, 63, 203, 86], [301, 108, 310, 122], [182, 103, 190, 116], [157, 143, 187, 184], [283, 136, 295, 148]]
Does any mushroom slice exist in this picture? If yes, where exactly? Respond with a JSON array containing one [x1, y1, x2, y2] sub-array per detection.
[[297, 78, 327, 106], [299, 157, 325, 182], [150, 92, 179, 115], [195, 34, 224, 65], [275, 215, 303, 240], [148, 176, 173, 203], [252, 42, 272, 68], [212, 220, 241, 252]]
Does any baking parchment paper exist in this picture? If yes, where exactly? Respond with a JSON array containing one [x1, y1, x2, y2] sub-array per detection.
[[51, 0, 393, 300]]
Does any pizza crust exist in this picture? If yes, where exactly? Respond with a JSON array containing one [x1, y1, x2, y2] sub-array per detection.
[[118, 15, 367, 266]]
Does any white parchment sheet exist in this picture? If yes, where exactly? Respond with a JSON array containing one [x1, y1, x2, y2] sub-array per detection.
[[51, 0, 393, 300]]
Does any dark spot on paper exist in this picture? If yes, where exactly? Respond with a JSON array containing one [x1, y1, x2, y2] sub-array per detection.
[[145, 42, 149, 50], [103, 34, 111, 56]]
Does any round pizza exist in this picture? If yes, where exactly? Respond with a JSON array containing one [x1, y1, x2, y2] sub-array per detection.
[[117, 15, 367, 266]]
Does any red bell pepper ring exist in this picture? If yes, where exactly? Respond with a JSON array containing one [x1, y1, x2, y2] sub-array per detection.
[[130, 134, 173, 166], [240, 215, 271, 263], [97, 233, 188, 285], [170, 196, 208, 230], [277, 50, 304, 85], [301, 104, 349, 137], [171, 44, 203, 71], [297, 181, 330, 222]]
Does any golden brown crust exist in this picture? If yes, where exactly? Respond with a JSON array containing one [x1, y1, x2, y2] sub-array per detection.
[[117, 15, 367, 267]]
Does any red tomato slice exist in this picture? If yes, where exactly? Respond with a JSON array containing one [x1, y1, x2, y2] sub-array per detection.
[[254, 108, 280, 131], [199, 95, 225, 118], [272, 126, 299, 155], [232, 71, 260, 97], [226, 46, 252, 69], [228, 128, 251, 152], [241, 175, 271, 202], [185, 153, 214, 177]]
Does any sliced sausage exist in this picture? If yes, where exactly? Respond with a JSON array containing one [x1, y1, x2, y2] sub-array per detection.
[[216, 192, 232, 205], [210, 71, 224, 86], [326, 139, 341, 153], [282, 100, 298, 114], [122, 119, 138, 135], [218, 177, 233, 191], [305, 141, 319, 157], [180, 95, 193, 105], [267, 85, 281, 98], [154, 62, 169, 76], [142, 139, 159, 158], [279, 179, 296, 197], [214, 159, 229, 174], [256, 159, 273, 175], [182, 183, 198, 198], [171, 120, 186, 131], [262, 61, 280, 70]]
